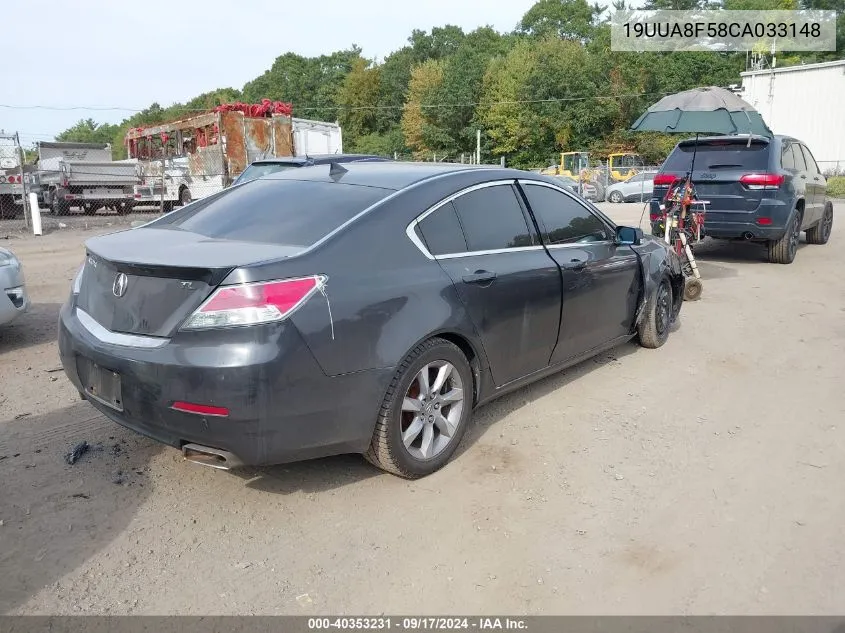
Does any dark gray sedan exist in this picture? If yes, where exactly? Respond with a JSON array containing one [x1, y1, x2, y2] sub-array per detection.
[[59, 163, 684, 478]]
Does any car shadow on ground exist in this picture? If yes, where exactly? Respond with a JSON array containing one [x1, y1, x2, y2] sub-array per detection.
[[235, 454, 382, 495], [456, 340, 644, 460], [0, 302, 62, 354], [235, 339, 648, 495], [693, 236, 810, 266], [0, 402, 161, 613]]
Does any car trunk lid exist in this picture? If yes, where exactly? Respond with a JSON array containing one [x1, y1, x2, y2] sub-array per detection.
[[77, 227, 302, 338]]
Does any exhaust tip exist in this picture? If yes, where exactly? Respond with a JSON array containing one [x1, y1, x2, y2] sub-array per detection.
[[743, 232, 754, 240], [182, 443, 242, 471]]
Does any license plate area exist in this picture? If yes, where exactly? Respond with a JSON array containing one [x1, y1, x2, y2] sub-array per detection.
[[83, 188, 126, 197], [76, 356, 123, 411]]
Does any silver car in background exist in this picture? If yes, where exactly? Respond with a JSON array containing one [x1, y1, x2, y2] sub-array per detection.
[[606, 171, 658, 203], [0, 247, 29, 326], [551, 175, 598, 202]]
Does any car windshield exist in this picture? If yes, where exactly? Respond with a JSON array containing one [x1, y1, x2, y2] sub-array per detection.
[[233, 162, 301, 186]]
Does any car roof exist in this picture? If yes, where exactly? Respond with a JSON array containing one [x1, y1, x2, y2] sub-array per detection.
[[248, 154, 388, 166], [675, 134, 788, 147], [262, 161, 521, 191]]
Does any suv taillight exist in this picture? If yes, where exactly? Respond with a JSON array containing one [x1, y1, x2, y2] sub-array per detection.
[[739, 173, 784, 190], [653, 173, 677, 186], [180, 275, 326, 331]]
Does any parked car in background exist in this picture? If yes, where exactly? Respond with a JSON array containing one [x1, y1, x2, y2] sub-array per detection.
[[606, 171, 657, 203], [650, 135, 833, 264], [0, 247, 28, 327], [231, 154, 390, 187], [60, 163, 684, 479], [551, 175, 598, 201]]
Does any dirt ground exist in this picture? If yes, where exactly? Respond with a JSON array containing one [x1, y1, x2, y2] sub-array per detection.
[[1, 202, 843, 615]]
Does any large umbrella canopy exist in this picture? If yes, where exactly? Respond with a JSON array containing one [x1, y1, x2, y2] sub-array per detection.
[[630, 86, 773, 137]]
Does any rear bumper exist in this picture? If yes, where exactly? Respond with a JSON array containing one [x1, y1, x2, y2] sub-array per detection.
[[649, 198, 791, 239], [58, 302, 394, 466]]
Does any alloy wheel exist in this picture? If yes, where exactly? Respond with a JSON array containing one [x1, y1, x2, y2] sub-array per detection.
[[400, 361, 465, 461]]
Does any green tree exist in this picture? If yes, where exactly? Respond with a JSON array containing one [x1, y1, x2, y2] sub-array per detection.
[[401, 59, 446, 156], [518, 0, 602, 40], [337, 57, 382, 146], [242, 47, 362, 121], [478, 40, 540, 165], [56, 119, 121, 146], [425, 27, 513, 155]]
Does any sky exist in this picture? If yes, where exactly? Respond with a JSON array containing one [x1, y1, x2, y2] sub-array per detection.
[[0, 0, 553, 147]]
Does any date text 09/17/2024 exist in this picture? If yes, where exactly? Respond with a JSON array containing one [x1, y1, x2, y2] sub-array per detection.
[[623, 21, 822, 39], [307, 617, 528, 630]]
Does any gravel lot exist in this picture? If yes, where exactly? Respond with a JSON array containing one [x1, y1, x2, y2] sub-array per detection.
[[1, 202, 843, 615]]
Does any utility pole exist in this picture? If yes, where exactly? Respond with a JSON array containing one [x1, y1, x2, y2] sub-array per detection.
[[160, 157, 166, 214], [15, 133, 29, 229], [476, 130, 481, 165]]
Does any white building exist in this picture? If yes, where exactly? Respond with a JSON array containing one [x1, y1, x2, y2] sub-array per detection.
[[740, 59, 845, 172]]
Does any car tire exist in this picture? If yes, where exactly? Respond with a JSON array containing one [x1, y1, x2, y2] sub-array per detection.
[[637, 277, 674, 349], [365, 337, 473, 479], [767, 210, 802, 264], [609, 191, 623, 203], [805, 202, 833, 245], [179, 187, 192, 207]]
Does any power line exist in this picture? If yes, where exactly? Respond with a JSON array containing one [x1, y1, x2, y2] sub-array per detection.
[[0, 91, 670, 117]]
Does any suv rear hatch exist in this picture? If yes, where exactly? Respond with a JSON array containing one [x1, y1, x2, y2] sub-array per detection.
[[654, 137, 774, 214]]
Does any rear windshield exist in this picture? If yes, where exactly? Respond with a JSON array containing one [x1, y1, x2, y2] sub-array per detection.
[[155, 179, 393, 246], [663, 139, 770, 172], [234, 162, 301, 185]]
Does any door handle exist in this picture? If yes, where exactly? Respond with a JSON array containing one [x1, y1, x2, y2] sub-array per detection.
[[814, 177, 820, 181], [565, 258, 586, 271], [462, 270, 497, 284], [800, 174, 806, 179]]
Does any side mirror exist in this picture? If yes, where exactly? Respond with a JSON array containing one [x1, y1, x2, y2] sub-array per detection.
[[616, 225, 641, 246]]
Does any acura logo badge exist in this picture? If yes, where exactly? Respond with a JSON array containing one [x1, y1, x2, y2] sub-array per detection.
[[112, 273, 129, 298]]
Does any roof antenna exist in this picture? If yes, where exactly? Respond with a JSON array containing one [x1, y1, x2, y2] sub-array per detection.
[[329, 161, 348, 181]]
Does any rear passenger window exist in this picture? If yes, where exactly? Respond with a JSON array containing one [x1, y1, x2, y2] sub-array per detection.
[[792, 144, 808, 171], [451, 185, 533, 252], [800, 145, 820, 175], [416, 203, 468, 256], [521, 184, 609, 245], [781, 145, 796, 170]]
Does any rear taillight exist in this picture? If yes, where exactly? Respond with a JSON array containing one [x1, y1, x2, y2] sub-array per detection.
[[181, 275, 326, 331], [171, 401, 229, 417], [740, 173, 784, 189], [653, 173, 677, 186]]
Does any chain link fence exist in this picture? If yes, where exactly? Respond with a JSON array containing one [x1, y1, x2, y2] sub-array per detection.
[[817, 161, 845, 177], [3, 144, 842, 237]]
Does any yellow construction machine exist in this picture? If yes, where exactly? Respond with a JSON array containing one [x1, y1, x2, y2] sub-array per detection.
[[540, 151, 645, 201]]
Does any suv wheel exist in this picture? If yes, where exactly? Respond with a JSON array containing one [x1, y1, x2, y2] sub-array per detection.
[[806, 202, 833, 245], [608, 190, 623, 203], [767, 211, 802, 264]]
